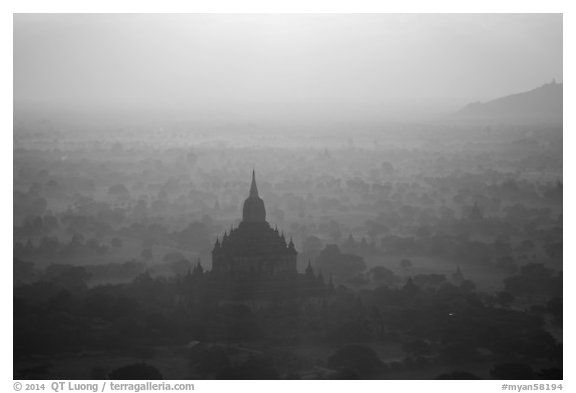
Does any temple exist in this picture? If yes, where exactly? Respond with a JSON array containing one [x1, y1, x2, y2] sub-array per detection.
[[181, 170, 326, 302], [177, 171, 327, 304], [211, 170, 298, 280]]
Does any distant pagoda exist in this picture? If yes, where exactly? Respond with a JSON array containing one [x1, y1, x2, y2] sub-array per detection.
[[181, 171, 326, 303], [210, 171, 298, 299]]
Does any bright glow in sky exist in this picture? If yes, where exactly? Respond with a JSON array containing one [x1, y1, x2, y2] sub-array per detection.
[[14, 14, 562, 120]]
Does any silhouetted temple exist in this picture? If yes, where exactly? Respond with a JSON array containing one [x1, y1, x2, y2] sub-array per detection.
[[190, 171, 325, 302], [212, 170, 298, 279]]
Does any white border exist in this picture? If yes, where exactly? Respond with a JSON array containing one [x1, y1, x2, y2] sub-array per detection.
[[4, 4, 571, 392]]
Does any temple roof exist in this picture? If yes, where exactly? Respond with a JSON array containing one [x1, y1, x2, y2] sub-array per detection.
[[214, 222, 294, 257], [213, 171, 295, 257], [242, 170, 266, 223]]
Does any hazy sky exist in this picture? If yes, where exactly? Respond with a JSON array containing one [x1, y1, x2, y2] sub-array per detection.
[[14, 14, 562, 121]]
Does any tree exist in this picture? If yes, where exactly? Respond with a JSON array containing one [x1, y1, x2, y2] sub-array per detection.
[[327, 345, 383, 377], [490, 363, 534, 380], [111, 237, 123, 248], [504, 263, 558, 298], [496, 291, 514, 307], [316, 244, 366, 280], [368, 266, 398, 286], [381, 161, 395, 175], [402, 339, 433, 357], [436, 371, 481, 379], [44, 264, 92, 291], [413, 273, 446, 289], [537, 368, 562, 380], [217, 356, 279, 380], [169, 259, 192, 276], [440, 340, 480, 364], [400, 258, 413, 272], [302, 236, 323, 259], [108, 184, 130, 200], [459, 279, 476, 293], [163, 252, 187, 264], [141, 248, 153, 261], [172, 222, 210, 253], [108, 363, 163, 380], [189, 345, 230, 376]]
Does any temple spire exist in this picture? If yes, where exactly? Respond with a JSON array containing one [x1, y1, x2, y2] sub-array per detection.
[[250, 169, 259, 197], [242, 170, 266, 222]]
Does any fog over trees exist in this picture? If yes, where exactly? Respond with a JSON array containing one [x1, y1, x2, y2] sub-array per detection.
[[13, 13, 562, 381]]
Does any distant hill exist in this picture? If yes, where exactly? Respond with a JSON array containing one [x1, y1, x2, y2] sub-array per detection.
[[456, 81, 562, 123]]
